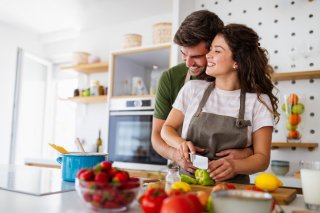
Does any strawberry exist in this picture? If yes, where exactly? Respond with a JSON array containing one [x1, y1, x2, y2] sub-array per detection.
[[113, 171, 129, 185], [95, 172, 109, 185], [120, 182, 140, 190], [129, 177, 139, 182], [77, 168, 88, 178], [109, 167, 119, 177], [80, 169, 94, 181], [94, 164, 103, 174], [83, 192, 93, 202], [100, 161, 112, 171], [104, 201, 121, 209], [92, 192, 103, 203]]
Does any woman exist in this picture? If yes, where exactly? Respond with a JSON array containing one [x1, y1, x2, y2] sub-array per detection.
[[161, 24, 279, 184]]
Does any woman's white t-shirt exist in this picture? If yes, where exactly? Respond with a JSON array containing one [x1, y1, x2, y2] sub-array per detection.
[[172, 80, 274, 147]]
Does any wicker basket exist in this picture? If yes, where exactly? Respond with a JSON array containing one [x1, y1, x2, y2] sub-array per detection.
[[73, 52, 90, 65], [153, 22, 172, 44], [123, 34, 142, 48]]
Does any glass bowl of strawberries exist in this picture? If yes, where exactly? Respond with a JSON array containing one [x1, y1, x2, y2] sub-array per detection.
[[75, 161, 141, 212]]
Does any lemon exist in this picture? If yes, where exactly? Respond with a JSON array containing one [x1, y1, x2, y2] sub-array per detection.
[[255, 173, 283, 192], [171, 181, 191, 192]]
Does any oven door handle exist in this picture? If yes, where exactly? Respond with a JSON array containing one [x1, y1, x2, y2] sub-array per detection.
[[110, 111, 154, 116]]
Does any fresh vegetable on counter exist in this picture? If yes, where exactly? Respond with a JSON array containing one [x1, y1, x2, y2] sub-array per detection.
[[181, 169, 215, 186], [195, 169, 215, 186], [140, 188, 168, 213]]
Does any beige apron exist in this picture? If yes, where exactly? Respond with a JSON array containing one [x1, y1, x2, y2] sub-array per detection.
[[186, 82, 251, 184]]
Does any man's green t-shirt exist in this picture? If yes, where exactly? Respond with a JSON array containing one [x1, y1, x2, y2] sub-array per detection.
[[154, 63, 189, 120], [154, 63, 188, 119]]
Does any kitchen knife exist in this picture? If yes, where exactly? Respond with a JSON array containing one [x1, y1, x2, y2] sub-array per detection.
[[189, 153, 208, 170]]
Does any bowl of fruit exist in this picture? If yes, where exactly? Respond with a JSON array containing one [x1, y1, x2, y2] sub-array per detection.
[[282, 93, 305, 142], [75, 161, 141, 212]]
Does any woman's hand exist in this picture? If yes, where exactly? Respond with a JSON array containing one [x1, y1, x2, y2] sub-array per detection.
[[172, 148, 197, 173], [177, 140, 195, 162], [207, 158, 236, 182]]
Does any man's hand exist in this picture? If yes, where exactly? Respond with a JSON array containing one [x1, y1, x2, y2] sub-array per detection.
[[215, 147, 253, 160]]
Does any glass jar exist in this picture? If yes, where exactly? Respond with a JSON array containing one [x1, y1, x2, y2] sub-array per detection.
[[165, 163, 181, 192], [90, 80, 100, 96], [282, 93, 305, 142]]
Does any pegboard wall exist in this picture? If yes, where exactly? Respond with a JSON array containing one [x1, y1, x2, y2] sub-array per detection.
[[195, 0, 320, 162]]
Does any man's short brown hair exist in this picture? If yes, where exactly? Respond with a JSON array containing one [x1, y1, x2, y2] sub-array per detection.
[[174, 10, 224, 50]]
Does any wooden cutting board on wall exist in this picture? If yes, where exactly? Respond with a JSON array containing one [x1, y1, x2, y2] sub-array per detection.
[[190, 184, 297, 205]]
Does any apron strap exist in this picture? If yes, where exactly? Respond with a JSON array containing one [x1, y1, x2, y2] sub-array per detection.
[[193, 82, 215, 117], [184, 70, 191, 84], [236, 92, 251, 128]]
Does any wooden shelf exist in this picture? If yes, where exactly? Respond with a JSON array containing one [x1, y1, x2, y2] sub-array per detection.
[[111, 95, 155, 99], [271, 142, 318, 151], [67, 95, 108, 104], [61, 62, 108, 74], [271, 70, 320, 81]]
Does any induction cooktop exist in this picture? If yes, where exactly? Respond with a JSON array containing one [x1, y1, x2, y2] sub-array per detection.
[[0, 165, 74, 196]]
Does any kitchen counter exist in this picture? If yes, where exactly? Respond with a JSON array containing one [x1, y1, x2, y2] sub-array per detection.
[[0, 186, 309, 213], [0, 165, 310, 213]]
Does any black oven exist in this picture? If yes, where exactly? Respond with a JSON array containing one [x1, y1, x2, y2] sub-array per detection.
[[107, 98, 167, 168]]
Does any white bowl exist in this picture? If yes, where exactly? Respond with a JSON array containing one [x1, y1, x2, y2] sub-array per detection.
[[211, 190, 273, 213]]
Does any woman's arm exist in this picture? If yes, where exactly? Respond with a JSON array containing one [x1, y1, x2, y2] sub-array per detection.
[[208, 126, 272, 181], [161, 108, 205, 161], [161, 108, 185, 148]]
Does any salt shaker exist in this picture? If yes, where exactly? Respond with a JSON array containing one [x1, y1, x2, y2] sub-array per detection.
[[165, 163, 181, 192]]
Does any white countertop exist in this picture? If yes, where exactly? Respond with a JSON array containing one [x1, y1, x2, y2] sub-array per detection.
[[0, 165, 309, 213], [0, 187, 309, 213]]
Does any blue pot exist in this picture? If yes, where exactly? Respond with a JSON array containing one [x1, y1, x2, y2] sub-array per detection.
[[56, 152, 107, 182]]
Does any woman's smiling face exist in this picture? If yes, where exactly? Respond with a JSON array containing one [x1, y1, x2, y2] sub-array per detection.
[[205, 34, 236, 78]]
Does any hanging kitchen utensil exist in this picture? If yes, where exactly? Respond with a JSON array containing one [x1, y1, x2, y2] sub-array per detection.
[[49, 143, 70, 154], [75, 138, 86, 153]]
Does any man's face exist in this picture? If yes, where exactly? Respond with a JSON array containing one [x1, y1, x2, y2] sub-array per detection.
[[180, 41, 209, 77]]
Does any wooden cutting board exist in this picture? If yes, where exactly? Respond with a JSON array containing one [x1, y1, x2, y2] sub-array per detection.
[[189, 183, 297, 205]]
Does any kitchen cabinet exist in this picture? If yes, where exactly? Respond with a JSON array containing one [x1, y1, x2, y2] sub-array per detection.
[[61, 62, 109, 104], [109, 43, 171, 99]]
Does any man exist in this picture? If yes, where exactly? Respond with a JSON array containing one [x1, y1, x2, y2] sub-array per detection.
[[151, 10, 252, 173]]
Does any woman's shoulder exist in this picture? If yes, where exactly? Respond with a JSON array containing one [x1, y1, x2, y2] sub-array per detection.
[[187, 80, 211, 88], [246, 93, 272, 106]]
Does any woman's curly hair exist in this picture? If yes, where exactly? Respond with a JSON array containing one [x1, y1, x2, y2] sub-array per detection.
[[219, 24, 280, 123]]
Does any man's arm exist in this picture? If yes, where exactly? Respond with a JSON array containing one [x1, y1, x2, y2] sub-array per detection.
[[151, 117, 195, 172], [151, 117, 176, 160]]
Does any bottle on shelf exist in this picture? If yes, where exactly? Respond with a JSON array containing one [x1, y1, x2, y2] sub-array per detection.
[[90, 80, 100, 96], [123, 79, 130, 95], [96, 129, 102, 153], [150, 65, 162, 95]]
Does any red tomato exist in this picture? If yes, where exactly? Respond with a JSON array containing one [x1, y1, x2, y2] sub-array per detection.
[[160, 193, 202, 213], [140, 188, 168, 213], [184, 193, 202, 213], [168, 189, 184, 197], [244, 186, 264, 192], [225, 183, 236, 189]]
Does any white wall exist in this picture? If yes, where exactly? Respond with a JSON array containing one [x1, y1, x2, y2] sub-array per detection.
[[42, 14, 172, 152], [198, 0, 320, 174], [0, 22, 44, 164]]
